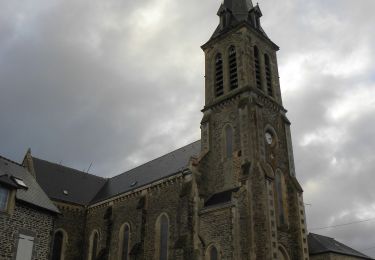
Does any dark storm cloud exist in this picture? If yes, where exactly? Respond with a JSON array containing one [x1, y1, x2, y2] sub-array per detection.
[[0, 0, 374, 256]]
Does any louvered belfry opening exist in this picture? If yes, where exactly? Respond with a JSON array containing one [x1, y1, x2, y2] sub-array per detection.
[[265, 54, 273, 96], [215, 53, 224, 96], [228, 46, 238, 90], [254, 46, 262, 90]]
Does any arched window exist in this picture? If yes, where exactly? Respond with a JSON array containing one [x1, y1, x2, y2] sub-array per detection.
[[51, 231, 64, 260], [89, 230, 99, 260], [156, 214, 169, 260], [275, 171, 286, 225], [215, 53, 224, 97], [119, 224, 130, 260], [228, 46, 238, 90], [210, 246, 218, 260], [278, 246, 291, 260], [264, 54, 273, 96], [225, 125, 233, 158], [253, 46, 262, 90]]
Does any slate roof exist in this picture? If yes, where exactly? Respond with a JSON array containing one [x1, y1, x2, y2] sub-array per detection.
[[31, 141, 201, 205], [222, 0, 253, 22], [0, 156, 59, 214], [308, 233, 373, 259], [33, 157, 107, 206], [92, 140, 201, 203], [208, 1, 271, 45]]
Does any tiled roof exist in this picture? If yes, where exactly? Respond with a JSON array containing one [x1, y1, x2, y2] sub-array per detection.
[[308, 233, 373, 259], [0, 156, 59, 214]]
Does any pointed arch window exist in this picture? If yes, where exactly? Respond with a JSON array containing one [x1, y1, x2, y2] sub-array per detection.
[[51, 231, 64, 260], [156, 214, 169, 260], [89, 230, 99, 260], [215, 53, 224, 97], [119, 224, 130, 260], [264, 54, 273, 96], [210, 246, 218, 260], [225, 125, 233, 158], [253, 46, 262, 90], [275, 171, 286, 225], [228, 46, 238, 90]]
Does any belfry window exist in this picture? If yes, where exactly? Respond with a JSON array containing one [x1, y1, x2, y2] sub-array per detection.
[[156, 214, 169, 260], [228, 46, 238, 90], [275, 171, 286, 225], [215, 53, 224, 97], [51, 231, 64, 260], [225, 125, 233, 158], [253, 46, 262, 90], [264, 54, 273, 96], [210, 246, 218, 260]]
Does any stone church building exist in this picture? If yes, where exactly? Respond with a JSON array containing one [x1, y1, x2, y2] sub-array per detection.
[[1, 0, 373, 260]]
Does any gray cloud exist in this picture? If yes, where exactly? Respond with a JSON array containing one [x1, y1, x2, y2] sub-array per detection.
[[0, 0, 374, 256]]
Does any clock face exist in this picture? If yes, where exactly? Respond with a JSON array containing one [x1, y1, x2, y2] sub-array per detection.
[[265, 132, 273, 145]]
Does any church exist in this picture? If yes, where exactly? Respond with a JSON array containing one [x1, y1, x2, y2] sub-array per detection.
[[0, 0, 373, 260]]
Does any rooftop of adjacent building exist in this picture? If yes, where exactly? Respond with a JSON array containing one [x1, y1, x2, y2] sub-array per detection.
[[308, 233, 374, 260], [0, 155, 59, 214]]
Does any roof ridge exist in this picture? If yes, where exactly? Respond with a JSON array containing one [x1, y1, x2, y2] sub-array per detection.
[[0, 154, 22, 166], [110, 140, 200, 180], [32, 157, 107, 180]]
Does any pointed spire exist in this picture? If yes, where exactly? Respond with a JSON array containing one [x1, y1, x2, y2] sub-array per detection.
[[223, 0, 253, 21]]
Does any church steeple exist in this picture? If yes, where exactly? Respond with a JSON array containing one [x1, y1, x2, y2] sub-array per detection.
[[213, 0, 265, 40], [198, 2, 309, 259]]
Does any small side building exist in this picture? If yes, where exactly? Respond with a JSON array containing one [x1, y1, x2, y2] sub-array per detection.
[[0, 155, 59, 260], [308, 233, 373, 260]]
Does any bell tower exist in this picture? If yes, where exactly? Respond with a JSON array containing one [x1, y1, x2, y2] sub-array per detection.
[[196, 0, 309, 259]]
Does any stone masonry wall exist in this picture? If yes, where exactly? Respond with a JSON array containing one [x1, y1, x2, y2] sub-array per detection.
[[85, 175, 192, 260], [0, 202, 54, 260], [199, 206, 233, 260], [53, 201, 86, 260]]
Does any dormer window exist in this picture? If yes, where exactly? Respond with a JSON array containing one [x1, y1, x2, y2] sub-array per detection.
[[215, 53, 224, 97], [0, 185, 10, 211], [12, 177, 27, 189], [228, 46, 238, 90]]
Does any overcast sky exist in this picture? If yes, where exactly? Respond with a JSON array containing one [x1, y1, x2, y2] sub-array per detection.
[[1, 0, 374, 256]]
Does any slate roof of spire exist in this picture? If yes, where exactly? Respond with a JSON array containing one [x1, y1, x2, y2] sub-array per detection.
[[209, 0, 269, 41], [0, 155, 59, 214], [223, 0, 253, 21], [32, 140, 201, 205], [308, 233, 373, 259]]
